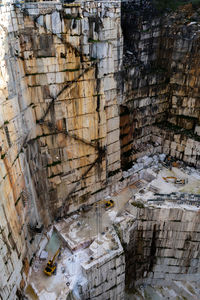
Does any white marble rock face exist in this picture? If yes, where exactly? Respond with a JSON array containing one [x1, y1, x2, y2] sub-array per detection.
[[0, 0, 200, 299]]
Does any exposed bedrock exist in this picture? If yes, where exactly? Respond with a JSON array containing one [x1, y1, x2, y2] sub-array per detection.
[[0, 0, 199, 299], [0, 1, 123, 298], [118, 206, 200, 289], [120, 0, 200, 169]]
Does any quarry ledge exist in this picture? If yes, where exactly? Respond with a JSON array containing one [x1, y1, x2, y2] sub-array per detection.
[[25, 153, 200, 299]]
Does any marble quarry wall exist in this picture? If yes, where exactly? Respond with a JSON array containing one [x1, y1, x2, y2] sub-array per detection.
[[118, 205, 200, 289], [0, 0, 199, 299], [120, 0, 200, 169], [80, 232, 125, 300], [152, 125, 200, 167], [0, 1, 123, 298]]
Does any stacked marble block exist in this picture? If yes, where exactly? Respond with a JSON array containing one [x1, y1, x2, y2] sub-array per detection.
[[151, 126, 200, 167], [119, 205, 200, 288], [0, 233, 23, 300], [80, 232, 125, 300]]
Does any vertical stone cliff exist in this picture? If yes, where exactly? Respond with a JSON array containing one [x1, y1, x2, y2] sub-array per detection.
[[0, 1, 123, 298], [0, 0, 200, 298], [120, 0, 200, 169], [118, 205, 200, 289]]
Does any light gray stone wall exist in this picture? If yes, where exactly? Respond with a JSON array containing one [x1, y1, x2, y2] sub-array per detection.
[[151, 126, 200, 167], [80, 232, 125, 300], [118, 205, 200, 289]]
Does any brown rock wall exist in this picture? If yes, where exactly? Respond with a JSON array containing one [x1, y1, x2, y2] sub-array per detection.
[[0, 1, 123, 297]]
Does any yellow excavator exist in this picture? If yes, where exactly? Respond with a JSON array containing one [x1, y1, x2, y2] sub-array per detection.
[[44, 247, 61, 276], [96, 198, 115, 210], [163, 176, 185, 185], [104, 199, 114, 209]]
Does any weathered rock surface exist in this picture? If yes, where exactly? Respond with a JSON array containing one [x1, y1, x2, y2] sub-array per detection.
[[0, 0, 199, 299], [0, 1, 122, 298], [120, 0, 200, 169], [118, 205, 200, 289]]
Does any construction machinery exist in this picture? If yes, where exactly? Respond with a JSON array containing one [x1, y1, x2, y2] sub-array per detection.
[[97, 198, 115, 210], [104, 199, 114, 210], [162, 176, 186, 185], [44, 248, 61, 276]]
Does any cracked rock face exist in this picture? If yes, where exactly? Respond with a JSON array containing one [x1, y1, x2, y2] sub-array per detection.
[[120, 0, 200, 169], [118, 206, 200, 287], [0, 1, 199, 299]]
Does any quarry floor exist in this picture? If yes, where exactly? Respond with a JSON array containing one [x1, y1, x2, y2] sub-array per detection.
[[25, 155, 200, 300]]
